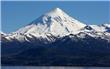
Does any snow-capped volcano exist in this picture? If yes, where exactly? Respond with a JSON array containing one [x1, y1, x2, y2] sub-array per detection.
[[16, 8, 86, 36], [2, 8, 110, 42]]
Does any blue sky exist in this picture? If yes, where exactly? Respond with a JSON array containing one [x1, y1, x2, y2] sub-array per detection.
[[1, 1, 110, 33]]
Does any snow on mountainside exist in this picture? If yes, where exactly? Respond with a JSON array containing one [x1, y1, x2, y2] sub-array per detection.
[[0, 31, 6, 35], [89, 24, 110, 32], [0, 31, 7, 40], [15, 8, 86, 36], [1, 8, 110, 42]]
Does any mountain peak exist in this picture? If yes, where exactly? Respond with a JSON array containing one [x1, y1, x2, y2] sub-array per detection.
[[52, 8, 63, 13], [44, 7, 65, 17]]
